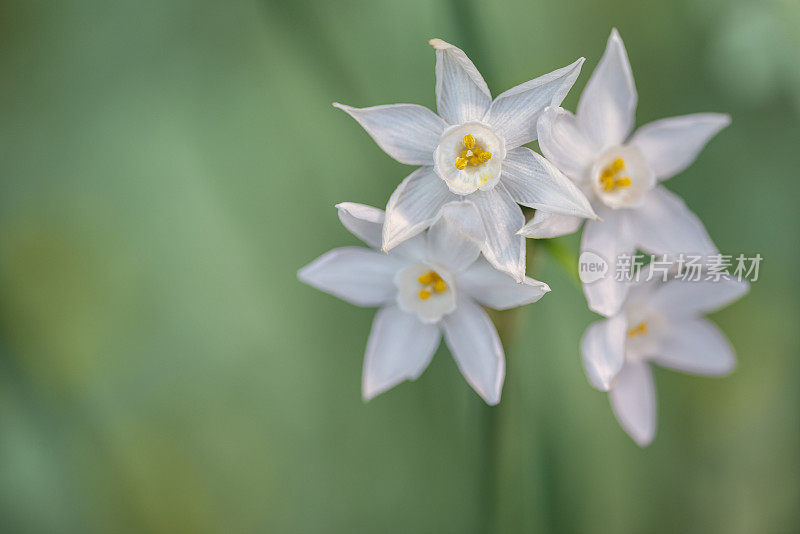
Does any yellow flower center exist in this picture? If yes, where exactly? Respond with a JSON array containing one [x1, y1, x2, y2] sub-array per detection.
[[599, 157, 632, 191], [417, 270, 448, 300], [454, 134, 492, 170], [627, 322, 648, 338]]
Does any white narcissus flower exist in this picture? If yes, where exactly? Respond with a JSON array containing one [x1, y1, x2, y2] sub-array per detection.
[[581, 275, 748, 446], [298, 201, 550, 404], [522, 29, 730, 315], [333, 39, 596, 282]]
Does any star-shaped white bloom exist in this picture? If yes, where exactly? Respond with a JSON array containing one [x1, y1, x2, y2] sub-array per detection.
[[298, 201, 550, 404], [581, 274, 748, 445], [521, 29, 730, 315], [333, 39, 596, 281]]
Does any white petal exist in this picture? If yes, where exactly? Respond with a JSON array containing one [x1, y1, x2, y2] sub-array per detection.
[[298, 247, 400, 307], [630, 113, 731, 181], [577, 29, 637, 149], [336, 202, 384, 249], [430, 39, 492, 125], [518, 210, 583, 239], [581, 211, 635, 316], [442, 298, 504, 405], [333, 103, 446, 165], [363, 306, 441, 400], [426, 201, 485, 273], [471, 184, 526, 281], [501, 147, 596, 219], [537, 106, 600, 180], [609, 362, 656, 446], [648, 277, 749, 319], [383, 167, 458, 251], [390, 234, 428, 264], [485, 58, 585, 149], [650, 318, 736, 376], [458, 257, 550, 310], [629, 186, 718, 257], [581, 315, 627, 391]]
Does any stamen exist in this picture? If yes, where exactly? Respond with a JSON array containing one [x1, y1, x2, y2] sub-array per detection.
[[454, 133, 492, 170], [417, 272, 435, 284], [627, 322, 648, 338], [417, 270, 448, 300], [599, 158, 632, 192]]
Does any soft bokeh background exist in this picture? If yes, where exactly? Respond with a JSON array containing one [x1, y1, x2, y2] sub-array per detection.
[[0, 0, 797, 532]]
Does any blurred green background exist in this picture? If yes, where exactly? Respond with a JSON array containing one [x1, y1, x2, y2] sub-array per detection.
[[0, 0, 797, 532]]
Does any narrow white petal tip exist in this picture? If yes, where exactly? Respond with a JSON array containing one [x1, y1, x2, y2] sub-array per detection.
[[589, 304, 619, 318], [332, 102, 347, 110], [428, 38, 451, 49], [542, 284, 552, 293], [362, 383, 380, 401], [381, 238, 400, 254], [699, 112, 732, 129], [597, 382, 613, 393]]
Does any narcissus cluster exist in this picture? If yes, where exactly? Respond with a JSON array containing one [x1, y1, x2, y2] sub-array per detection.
[[299, 30, 747, 446]]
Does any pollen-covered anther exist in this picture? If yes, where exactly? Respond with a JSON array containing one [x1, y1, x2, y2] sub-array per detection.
[[627, 322, 648, 338], [454, 134, 492, 170], [463, 134, 475, 149], [417, 270, 448, 300], [599, 157, 632, 191]]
